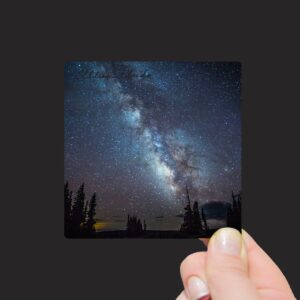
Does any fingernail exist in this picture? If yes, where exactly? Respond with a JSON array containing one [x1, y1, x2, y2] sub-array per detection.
[[187, 276, 209, 300], [212, 228, 242, 256]]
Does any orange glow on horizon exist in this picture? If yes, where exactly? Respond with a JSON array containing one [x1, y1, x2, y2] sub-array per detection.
[[94, 221, 111, 231]]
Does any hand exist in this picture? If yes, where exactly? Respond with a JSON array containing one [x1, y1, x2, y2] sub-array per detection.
[[177, 228, 295, 300]]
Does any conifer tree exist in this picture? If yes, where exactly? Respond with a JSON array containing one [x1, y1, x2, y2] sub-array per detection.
[[227, 191, 242, 230], [64, 181, 73, 235], [86, 193, 97, 234], [126, 214, 143, 236], [82, 199, 89, 229], [192, 201, 203, 233], [71, 183, 85, 236], [201, 207, 208, 232], [180, 185, 193, 232]]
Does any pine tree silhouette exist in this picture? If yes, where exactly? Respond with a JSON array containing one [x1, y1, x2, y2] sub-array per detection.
[[126, 214, 143, 236], [201, 207, 208, 232], [180, 185, 194, 232], [227, 191, 242, 230], [64, 181, 73, 236], [82, 199, 88, 228], [70, 183, 86, 236], [86, 193, 97, 235], [192, 201, 203, 233]]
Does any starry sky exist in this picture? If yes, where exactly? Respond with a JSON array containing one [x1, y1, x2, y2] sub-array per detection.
[[64, 61, 241, 231]]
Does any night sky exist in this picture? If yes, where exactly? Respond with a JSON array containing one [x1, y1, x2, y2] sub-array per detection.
[[64, 61, 241, 231]]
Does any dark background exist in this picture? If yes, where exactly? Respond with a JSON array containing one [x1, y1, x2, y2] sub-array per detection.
[[2, 1, 299, 299]]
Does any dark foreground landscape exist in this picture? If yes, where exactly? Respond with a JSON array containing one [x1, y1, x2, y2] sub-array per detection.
[[65, 182, 241, 239]]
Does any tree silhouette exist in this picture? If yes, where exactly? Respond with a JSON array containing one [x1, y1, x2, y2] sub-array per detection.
[[201, 207, 208, 232], [192, 201, 203, 233], [180, 185, 194, 232], [126, 214, 143, 236], [70, 183, 86, 236], [82, 199, 88, 227], [227, 191, 241, 230], [143, 219, 147, 231], [86, 192, 97, 234], [64, 181, 73, 236]]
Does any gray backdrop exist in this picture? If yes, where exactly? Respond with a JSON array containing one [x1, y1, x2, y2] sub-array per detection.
[[2, 1, 299, 299]]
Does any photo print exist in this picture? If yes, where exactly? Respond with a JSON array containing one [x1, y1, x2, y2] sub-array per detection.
[[64, 61, 241, 238]]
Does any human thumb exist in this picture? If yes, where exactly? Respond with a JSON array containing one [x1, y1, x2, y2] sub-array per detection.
[[205, 228, 260, 300]]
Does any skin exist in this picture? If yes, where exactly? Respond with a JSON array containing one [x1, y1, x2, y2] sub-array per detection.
[[177, 228, 296, 300]]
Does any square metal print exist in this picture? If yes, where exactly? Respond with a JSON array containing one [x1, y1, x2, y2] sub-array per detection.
[[64, 61, 241, 238]]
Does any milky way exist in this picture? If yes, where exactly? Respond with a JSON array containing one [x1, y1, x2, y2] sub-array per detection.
[[64, 61, 241, 230]]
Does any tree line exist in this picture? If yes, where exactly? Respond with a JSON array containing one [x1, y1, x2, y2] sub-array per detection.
[[64, 182, 97, 237], [180, 185, 242, 235], [126, 214, 147, 236], [64, 181, 241, 238], [180, 185, 208, 234]]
